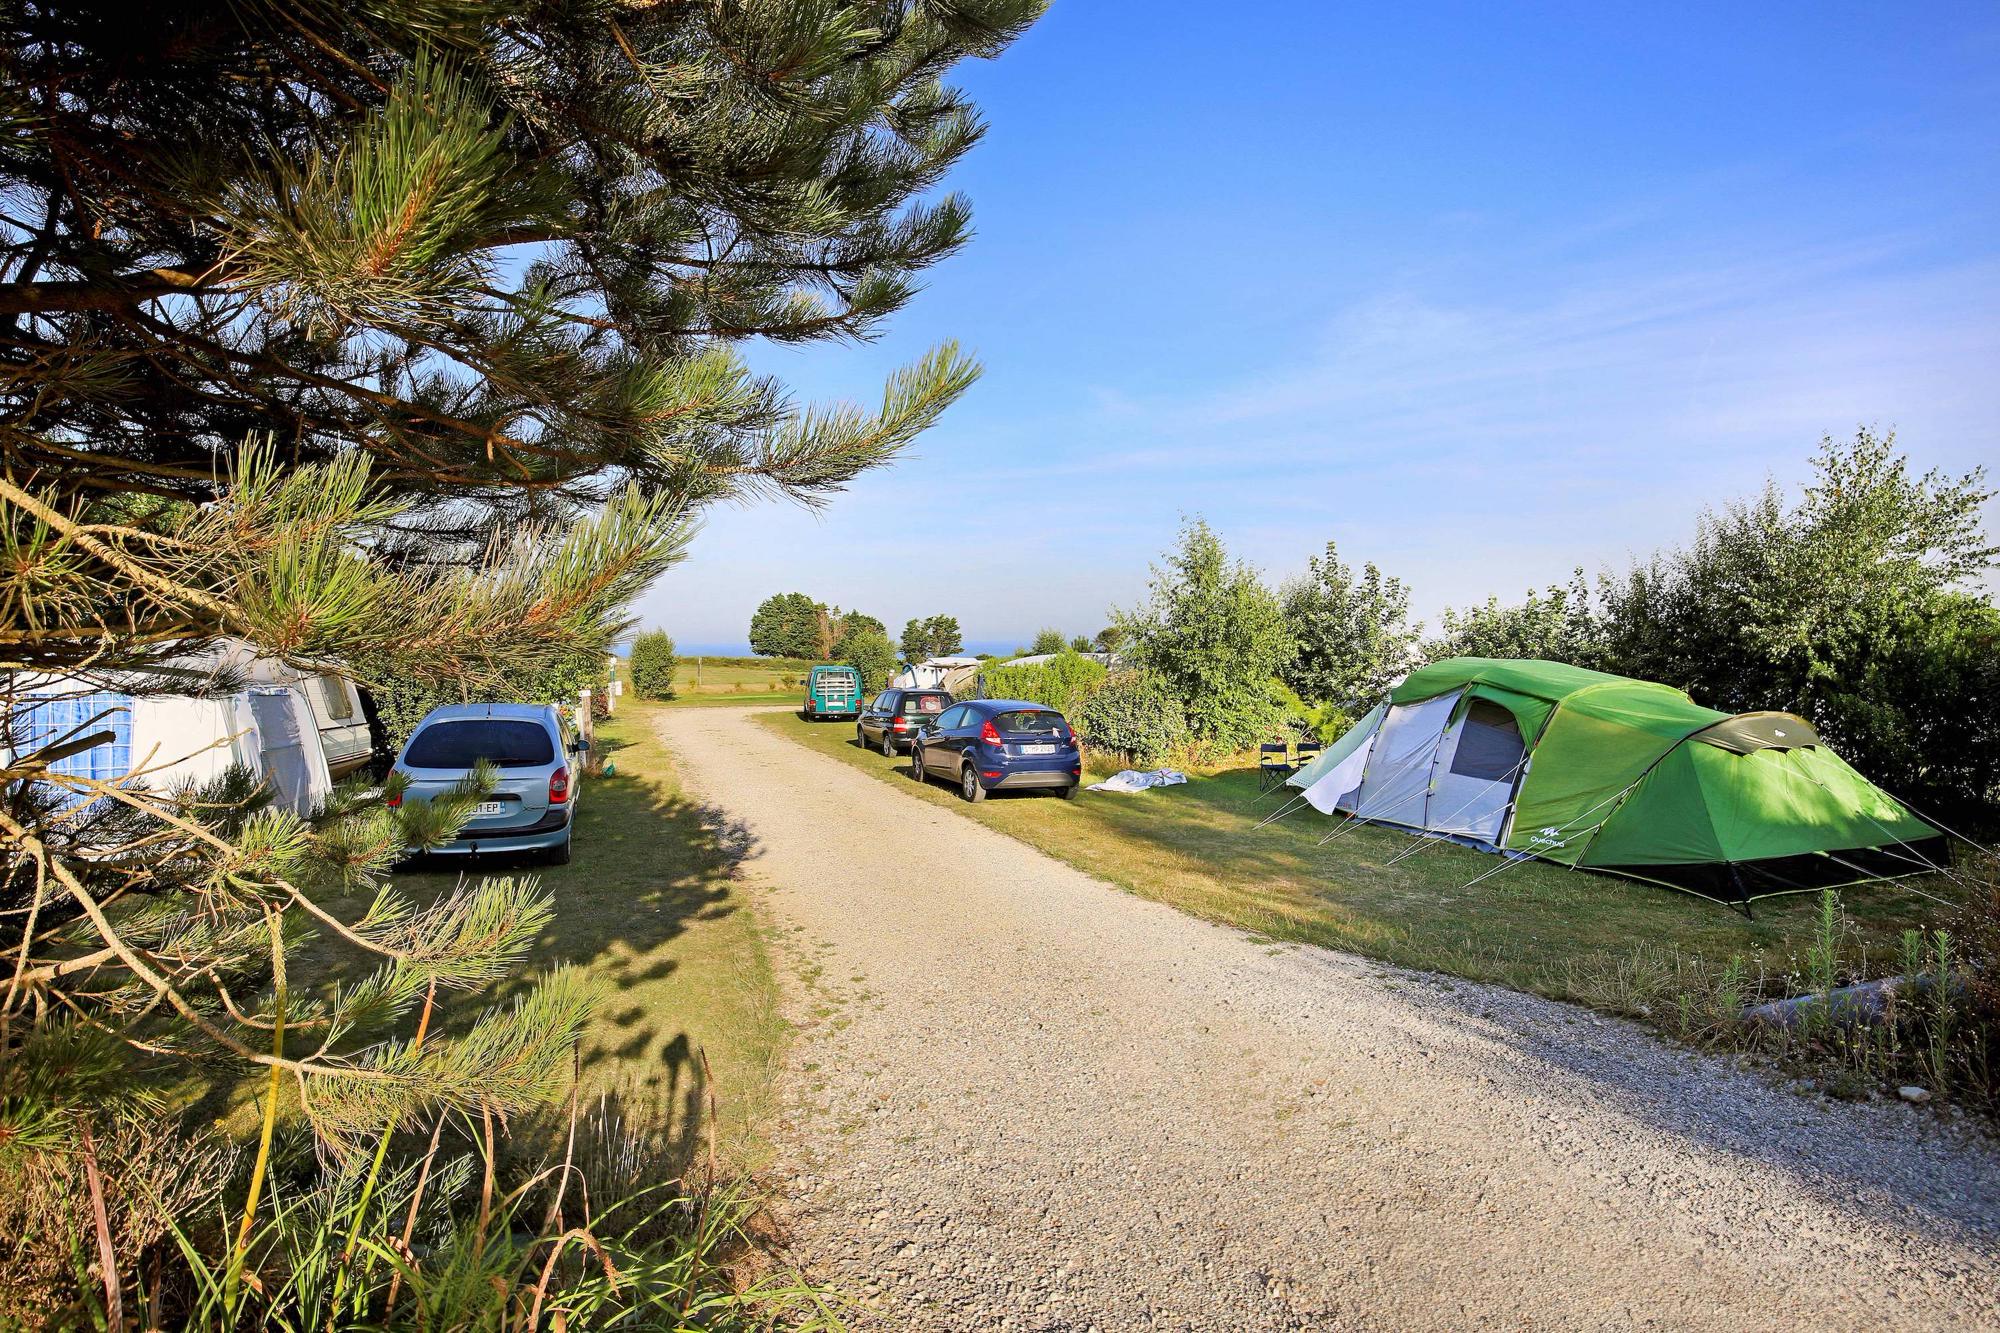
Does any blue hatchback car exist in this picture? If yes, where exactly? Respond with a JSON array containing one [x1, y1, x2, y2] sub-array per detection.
[[910, 698, 1083, 802], [390, 703, 578, 863]]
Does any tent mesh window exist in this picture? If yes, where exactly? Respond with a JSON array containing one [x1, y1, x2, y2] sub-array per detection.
[[13, 692, 133, 806], [1448, 700, 1524, 781]]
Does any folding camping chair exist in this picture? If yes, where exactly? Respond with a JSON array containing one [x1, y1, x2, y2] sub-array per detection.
[[1293, 738, 1323, 775], [1258, 742, 1292, 793]]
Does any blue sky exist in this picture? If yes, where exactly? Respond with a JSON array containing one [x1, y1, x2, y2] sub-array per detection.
[[637, 2, 2000, 655]]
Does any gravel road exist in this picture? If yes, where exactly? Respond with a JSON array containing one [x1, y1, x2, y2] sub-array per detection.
[[657, 706, 2000, 1331]]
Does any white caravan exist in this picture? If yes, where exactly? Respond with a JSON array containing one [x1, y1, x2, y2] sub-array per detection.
[[7, 643, 374, 817]]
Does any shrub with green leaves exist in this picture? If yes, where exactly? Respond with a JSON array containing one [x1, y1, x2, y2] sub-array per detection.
[[1116, 519, 1290, 754], [980, 650, 1107, 717], [1076, 670, 1189, 767], [1270, 679, 1356, 745], [368, 648, 607, 750], [630, 631, 678, 701]]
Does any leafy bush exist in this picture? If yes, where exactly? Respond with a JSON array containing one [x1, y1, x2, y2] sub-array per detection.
[[835, 628, 898, 693], [1030, 627, 1068, 655], [1270, 678, 1356, 745], [1596, 430, 1998, 826], [979, 650, 1107, 717], [1118, 519, 1290, 753], [1076, 670, 1188, 767], [630, 630, 677, 700], [1423, 570, 1602, 666], [1281, 539, 1418, 709]]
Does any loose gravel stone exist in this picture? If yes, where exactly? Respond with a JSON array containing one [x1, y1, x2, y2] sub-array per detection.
[[660, 707, 2000, 1331]]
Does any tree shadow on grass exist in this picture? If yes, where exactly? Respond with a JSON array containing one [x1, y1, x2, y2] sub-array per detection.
[[402, 745, 762, 1079], [175, 723, 773, 1165]]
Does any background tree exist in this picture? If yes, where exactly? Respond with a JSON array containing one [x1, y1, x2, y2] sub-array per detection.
[[1116, 519, 1291, 754], [834, 627, 898, 693], [1070, 635, 1094, 653], [629, 630, 678, 701], [1031, 627, 1069, 655], [1092, 626, 1126, 653], [1597, 430, 1998, 820], [836, 610, 888, 645], [899, 614, 964, 661], [1423, 571, 1602, 666], [1280, 540, 1419, 708], [749, 593, 826, 659]]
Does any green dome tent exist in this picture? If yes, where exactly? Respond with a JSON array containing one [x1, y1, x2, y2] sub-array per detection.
[[1287, 657, 1944, 908]]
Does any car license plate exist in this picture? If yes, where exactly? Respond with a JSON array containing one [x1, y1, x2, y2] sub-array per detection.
[[1022, 743, 1057, 755], [474, 801, 505, 816]]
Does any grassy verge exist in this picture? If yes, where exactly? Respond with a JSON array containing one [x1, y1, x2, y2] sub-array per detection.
[[214, 701, 788, 1170], [757, 710, 1971, 1026]]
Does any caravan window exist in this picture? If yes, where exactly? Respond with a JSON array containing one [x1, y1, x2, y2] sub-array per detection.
[[11, 693, 132, 799], [1448, 701, 1524, 782], [314, 675, 356, 722]]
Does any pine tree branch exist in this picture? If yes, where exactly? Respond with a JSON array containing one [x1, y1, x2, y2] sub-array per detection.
[[0, 266, 219, 315]]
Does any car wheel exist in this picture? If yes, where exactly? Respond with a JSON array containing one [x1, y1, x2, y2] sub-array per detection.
[[545, 836, 572, 866], [880, 729, 896, 757], [960, 764, 985, 803], [912, 746, 927, 785], [1061, 782, 1080, 800], [855, 724, 866, 748]]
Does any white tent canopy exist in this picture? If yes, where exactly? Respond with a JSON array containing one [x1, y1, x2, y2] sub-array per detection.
[[1286, 690, 1529, 848]]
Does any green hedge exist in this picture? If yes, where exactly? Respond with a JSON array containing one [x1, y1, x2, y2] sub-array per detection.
[[368, 652, 605, 750], [1075, 670, 1188, 767], [978, 651, 1106, 717]]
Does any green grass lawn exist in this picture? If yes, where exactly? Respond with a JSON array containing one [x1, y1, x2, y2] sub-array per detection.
[[668, 656, 807, 706], [758, 709, 1969, 1020], [211, 701, 787, 1171]]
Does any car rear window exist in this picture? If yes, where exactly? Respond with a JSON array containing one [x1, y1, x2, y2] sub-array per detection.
[[902, 694, 949, 715], [991, 709, 1065, 735], [404, 720, 554, 769]]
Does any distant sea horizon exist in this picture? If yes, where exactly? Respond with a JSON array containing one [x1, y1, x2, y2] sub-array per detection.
[[628, 640, 1029, 659]]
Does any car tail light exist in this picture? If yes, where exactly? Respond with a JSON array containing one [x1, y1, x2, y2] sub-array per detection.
[[892, 716, 908, 731], [385, 770, 403, 808], [549, 766, 571, 805], [979, 720, 1004, 746]]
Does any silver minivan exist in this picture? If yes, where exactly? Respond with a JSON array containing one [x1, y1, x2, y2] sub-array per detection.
[[390, 703, 578, 863]]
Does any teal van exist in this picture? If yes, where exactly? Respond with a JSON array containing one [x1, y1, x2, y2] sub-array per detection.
[[802, 664, 863, 719]]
